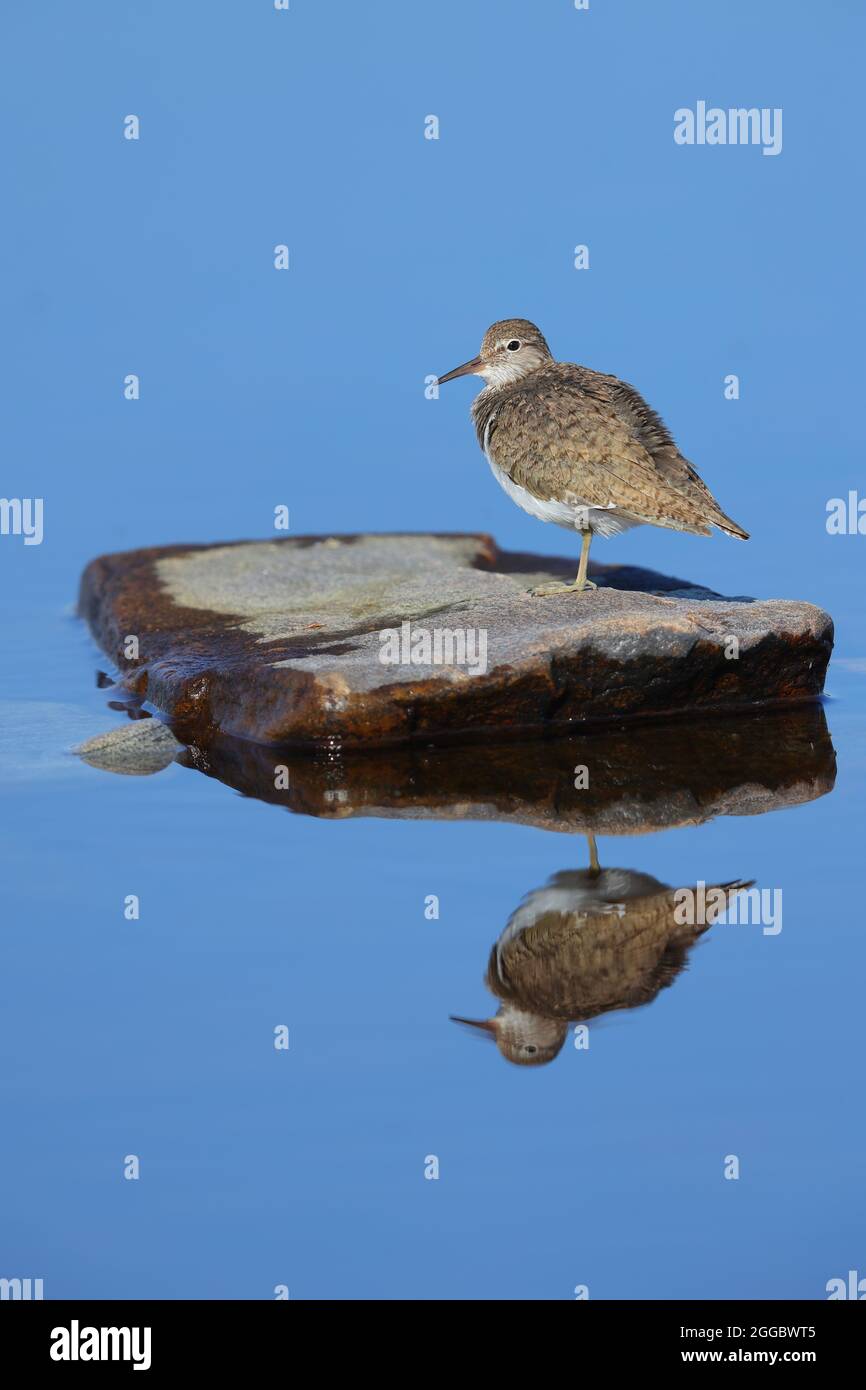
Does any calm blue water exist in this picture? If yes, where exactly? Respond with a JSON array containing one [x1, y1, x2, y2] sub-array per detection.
[[2, 1, 864, 1300]]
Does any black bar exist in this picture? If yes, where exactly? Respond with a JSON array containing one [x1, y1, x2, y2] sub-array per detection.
[[2, 1298, 861, 1374]]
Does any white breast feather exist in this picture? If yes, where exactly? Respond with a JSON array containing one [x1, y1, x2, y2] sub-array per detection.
[[484, 453, 642, 537]]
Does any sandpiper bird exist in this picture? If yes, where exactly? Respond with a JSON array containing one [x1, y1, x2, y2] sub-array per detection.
[[451, 836, 751, 1067], [438, 319, 749, 595]]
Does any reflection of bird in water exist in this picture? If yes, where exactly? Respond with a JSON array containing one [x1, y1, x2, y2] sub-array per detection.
[[452, 835, 751, 1067]]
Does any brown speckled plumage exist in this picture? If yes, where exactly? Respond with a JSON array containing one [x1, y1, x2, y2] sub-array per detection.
[[453, 865, 751, 1066], [474, 360, 747, 535], [489, 869, 737, 1019], [439, 318, 749, 544]]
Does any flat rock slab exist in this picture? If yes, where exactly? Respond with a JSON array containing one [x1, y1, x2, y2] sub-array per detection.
[[78, 533, 833, 749]]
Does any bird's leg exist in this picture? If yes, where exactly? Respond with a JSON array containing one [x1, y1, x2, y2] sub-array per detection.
[[586, 831, 601, 876], [530, 529, 598, 597], [575, 529, 596, 590]]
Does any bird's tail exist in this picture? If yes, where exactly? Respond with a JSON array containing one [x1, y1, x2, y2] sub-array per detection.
[[676, 879, 755, 939], [715, 512, 750, 540]]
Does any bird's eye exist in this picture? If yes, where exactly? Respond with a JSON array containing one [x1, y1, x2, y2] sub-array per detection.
[[525, 1045, 537, 1054], [507, 339, 521, 351]]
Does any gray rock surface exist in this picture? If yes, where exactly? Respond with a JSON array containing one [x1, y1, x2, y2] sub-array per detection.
[[74, 719, 183, 775], [78, 533, 834, 749]]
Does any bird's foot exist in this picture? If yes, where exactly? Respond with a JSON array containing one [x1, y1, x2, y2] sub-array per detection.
[[529, 579, 597, 597]]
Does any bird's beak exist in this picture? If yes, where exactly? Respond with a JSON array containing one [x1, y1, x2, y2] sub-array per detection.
[[449, 1015, 496, 1035], [437, 355, 483, 385]]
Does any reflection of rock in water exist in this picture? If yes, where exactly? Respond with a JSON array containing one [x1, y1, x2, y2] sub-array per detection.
[[79, 697, 836, 838], [452, 839, 751, 1067], [173, 702, 836, 836]]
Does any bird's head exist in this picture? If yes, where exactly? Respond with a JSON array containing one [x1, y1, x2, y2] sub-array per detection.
[[437, 319, 552, 389], [450, 1004, 567, 1067]]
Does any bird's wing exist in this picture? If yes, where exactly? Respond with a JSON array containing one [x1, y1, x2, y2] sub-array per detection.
[[491, 880, 749, 1021], [486, 366, 739, 534], [492, 891, 691, 1020], [598, 373, 742, 525]]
